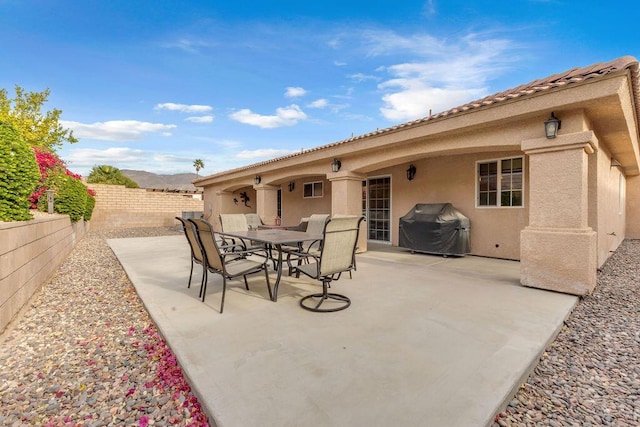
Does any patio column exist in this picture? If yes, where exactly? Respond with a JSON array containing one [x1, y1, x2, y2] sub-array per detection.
[[213, 190, 237, 230], [254, 184, 279, 225], [520, 130, 598, 295], [329, 171, 367, 252]]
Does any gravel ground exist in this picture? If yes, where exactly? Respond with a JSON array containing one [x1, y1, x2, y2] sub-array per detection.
[[0, 226, 209, 426], [1, 228, 638, 426], [493, 239, 640, 426]]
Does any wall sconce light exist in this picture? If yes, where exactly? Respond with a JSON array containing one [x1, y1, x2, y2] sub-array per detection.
[[331, 158, 342, 172], [288, 181, 295, 192], [544, 112, 561, 139], [254, 175, 261, 185], [611, 158, 622, 168], [406, 164, 417, 181]]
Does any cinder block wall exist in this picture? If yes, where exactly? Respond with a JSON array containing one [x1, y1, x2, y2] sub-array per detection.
[[0, 215, 89, 333], [87, 184, 204, 229]]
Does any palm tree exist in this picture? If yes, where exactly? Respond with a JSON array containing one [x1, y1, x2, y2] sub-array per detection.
[[193, 159, 204, 177]]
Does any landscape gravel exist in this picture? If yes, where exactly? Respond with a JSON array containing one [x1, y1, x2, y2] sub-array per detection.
[[493, 239, 640, 426], [0, 226, 208, 426], [1, 227, 638, 426]]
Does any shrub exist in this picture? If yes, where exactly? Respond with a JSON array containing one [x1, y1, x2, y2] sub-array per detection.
[[0, 122, 40, 221], [40, 172, 88, 222], [84, 191, 96, 221]]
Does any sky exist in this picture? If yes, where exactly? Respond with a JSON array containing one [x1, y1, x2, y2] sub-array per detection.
[[1, 0, 639, 178]]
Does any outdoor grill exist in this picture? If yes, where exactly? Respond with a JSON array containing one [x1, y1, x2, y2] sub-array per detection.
[[398, 203, 470, 256]]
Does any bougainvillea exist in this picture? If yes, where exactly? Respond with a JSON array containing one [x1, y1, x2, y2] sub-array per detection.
[[142, 324, 210, 426], [29, 147, 95, 221]]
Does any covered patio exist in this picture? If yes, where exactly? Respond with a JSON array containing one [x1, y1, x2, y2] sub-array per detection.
[[108, 235, 577, 427]]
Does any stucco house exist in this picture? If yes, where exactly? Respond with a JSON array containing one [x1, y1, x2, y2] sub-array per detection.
[[194, 56, 640, 297]]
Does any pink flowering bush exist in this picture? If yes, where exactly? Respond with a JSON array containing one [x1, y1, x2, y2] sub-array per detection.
[[30, 147, 96, 221]]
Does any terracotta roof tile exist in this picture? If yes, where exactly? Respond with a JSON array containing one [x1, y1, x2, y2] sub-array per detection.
[[198, 56, 639, 180]]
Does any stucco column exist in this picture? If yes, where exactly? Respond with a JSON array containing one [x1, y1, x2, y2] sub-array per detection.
[[254, 184, 279, 225], [329, 171, 367, 252], [212, 190, 237, 230], [520, 131, 598, 295]]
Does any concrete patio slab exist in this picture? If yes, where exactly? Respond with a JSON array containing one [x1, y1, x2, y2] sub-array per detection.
[[108, 235, 577, 427]]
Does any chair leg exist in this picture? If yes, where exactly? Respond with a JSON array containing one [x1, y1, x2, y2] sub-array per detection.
[[220, 277, 227, 314], [188, 258, 194, 288], [243, 276, 250, 290], [200, 269, 208, 301], [299, 278, 351, 312], [264, 267, 273, 301]]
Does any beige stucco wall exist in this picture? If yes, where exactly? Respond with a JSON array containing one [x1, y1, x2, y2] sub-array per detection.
[[370, 151, 528, 260], [281, 177, 332, 226], [88, 184, 204, 229], [592, 145, 626, 266], [626, 175, 640, 238], [0, 214, 89, 333]]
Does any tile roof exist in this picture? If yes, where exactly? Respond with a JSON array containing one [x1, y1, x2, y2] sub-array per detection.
[[198, 56, 640, 179]]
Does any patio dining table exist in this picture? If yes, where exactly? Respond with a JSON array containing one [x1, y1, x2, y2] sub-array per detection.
[[218, 229, 323, 302]]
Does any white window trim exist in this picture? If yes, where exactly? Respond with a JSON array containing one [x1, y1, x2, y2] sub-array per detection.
[[475, 156, 525, 209], [303, 181, 324, 198]]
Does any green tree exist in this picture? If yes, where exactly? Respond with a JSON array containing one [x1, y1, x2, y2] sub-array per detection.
[[193, 159, 204, 177], [86, 165, 139, 188], [0, 85, 77, 151]]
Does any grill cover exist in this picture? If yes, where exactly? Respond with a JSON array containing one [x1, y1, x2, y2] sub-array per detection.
[[399, 203, 470, 256]]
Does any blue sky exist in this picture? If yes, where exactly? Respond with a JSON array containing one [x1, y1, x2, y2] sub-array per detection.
[[1, 0, 638, 177]]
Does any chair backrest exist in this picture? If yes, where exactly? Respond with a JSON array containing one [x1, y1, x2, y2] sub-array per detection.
[[189, 218, 224, 271], [220, 213, 249, 232], [245, 213, 263, 230], [176, 217, 204, 263], [318, 216, 364, 276], [306, 214, 330, 235]]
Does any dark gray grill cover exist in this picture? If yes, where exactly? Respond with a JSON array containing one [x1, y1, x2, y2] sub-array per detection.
[[399, 203, 470, 256]]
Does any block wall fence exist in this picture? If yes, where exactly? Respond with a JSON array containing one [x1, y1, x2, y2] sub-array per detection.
[[1, 184, 203, 333], [87, 184, 204, 229], [0, 215, 89, 333]]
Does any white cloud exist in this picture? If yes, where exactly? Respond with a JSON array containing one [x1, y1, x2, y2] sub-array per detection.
[[236, 148, 298, 159], [368, 31, 515, 121], [308, 99, 328, 109], [65, 147, 147, 166], [185, 115, 214, 123], [349, 73, 380, 82], [155, 103, 213, 113], [229, 104, 307, 128], [285, 87, 307, 98], [61, 120, 177, 141]]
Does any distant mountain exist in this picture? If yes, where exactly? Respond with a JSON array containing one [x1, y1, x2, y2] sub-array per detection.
[[121, 170, 202, 191]]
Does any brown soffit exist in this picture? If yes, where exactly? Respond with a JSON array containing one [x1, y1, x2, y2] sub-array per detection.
[[195, 55, 640, 183]]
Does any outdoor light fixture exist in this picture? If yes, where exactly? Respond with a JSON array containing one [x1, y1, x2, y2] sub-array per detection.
[[288, 181, 295, 192], [544, 112, 561, 139], [254, 175, 261, 185], [611, 158, 622, 168], [331, 158, 342, 172], [406, 164, 417, 181]]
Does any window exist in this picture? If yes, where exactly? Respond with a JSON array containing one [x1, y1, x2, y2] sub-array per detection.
[[303, 181, 323, 198], [477, 157, 523, 207]]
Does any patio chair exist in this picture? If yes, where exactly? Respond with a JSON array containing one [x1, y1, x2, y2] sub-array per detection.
[[175, 216, 205, 290], [287, 216, 364, 312], [189, 218, 272, 313], [245, 213, 264, 230], [303, 214, 330, 253]]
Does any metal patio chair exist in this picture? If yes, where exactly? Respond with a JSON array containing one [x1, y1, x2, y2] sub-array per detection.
[[175, 216, 205, 290], [287, 216, 364, 312], [189, 218, 272, 313]]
